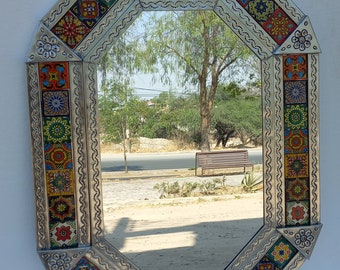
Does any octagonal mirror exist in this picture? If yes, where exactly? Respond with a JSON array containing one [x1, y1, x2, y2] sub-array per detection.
[[26, 0, 321, 269], [99, 10, 263, 269]]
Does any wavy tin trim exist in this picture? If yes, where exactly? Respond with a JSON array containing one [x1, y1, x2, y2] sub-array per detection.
[[69, 61, 91, 246], [76, 0, 140, 60], [309, 54, 320, 224], [27, 0, 321, 269], [139, 0, 218, 10], [28, 63, 50, 250]]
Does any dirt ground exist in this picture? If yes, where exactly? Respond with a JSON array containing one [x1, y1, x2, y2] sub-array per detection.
[[102, 170, 263, 270]]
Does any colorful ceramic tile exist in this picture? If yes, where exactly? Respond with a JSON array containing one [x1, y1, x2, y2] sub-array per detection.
[[45, 142, 73, 170], [29, 25, 82, 62], [253, 256, 280, 270], [46, 169, 74, 196], [43, 117, 71, 144], [39, 62, 70, 90], [49, 195, 76, 222], [99, 0, 118, 7], [73, 257, 100, 270], [286, 201, 310, 226], [286, 178, 309, 201], [278, 17, 321, 54], [42, 90, 70, 116], [283, 54, 308, 80], [236, 0, 252, 7], [285, 153, 309, 178], [51, 11, 90, 49], [262, 8, 297, 45], [50, 220, 78, 249], [71, 0, 109, 29], [284, 80, 308, 105], [246, 0, 276, 24], [284, 129, 308, 154], [284, 104, 308, 130], [267, 237, 298, 268]]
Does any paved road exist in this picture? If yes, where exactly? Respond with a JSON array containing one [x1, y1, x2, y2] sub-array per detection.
[[101, 148, 262, 172]]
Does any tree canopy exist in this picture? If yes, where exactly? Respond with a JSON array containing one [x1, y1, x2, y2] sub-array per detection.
[[98, 10, 261, 152], [138, 11, 257, 150]]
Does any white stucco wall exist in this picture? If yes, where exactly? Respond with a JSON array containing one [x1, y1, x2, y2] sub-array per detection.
[[0, 0, 337, 269]]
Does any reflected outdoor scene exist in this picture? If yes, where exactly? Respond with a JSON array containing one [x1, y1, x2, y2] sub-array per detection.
[[100, 11, 263, 270]]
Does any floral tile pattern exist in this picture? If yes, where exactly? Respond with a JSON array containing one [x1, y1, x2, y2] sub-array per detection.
[[237, 0, 252, 7], [39, 62, 70, 90], [283, 54, 310, 227], [71, 0, 110, 29], [46, 169, 74, 196], [267, 237, 298, 268], [45, 142, 73, 170], [38, 61, 78, 249], [253, 237, 298, 269], [237, 0, 297, 45], [253, 256, 280, 270], [262, 8, 296, 44], [28, 0, 321, 268], [255, 53, 311, 266], [286, 178, 309, 201], [99, 0, 118, 6], [51, 0, 118, 49], [285, 153, 309, 178], [50, 220, 78, 249], [43, 116, 72, 144], [283, 54, 308, 80], [51, 11, 90, 49], [284, 80, 307, 104], [284, 129, 308, 154], [286, 201, 310, 225], [73, 257, 100, 270], [284, 105, 308, 130], [246, 0, 276, 24], [49, 195, 76, 222], [42, 90, 70, 117]]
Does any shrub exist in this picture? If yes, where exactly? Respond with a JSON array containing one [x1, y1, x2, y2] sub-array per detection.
[[153, 181, 198, 198], [241, 172, 262, 193], [154, 176, 234, 198]]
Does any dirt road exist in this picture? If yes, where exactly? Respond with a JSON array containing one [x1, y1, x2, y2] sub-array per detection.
[[102, 171, 263, 270]]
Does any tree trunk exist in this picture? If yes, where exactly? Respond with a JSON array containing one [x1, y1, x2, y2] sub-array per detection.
[[200, 113, 211, 151], [121, 121, 128, 173]]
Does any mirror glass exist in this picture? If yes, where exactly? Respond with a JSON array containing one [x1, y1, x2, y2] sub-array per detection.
[[99, 11, 263, 269]]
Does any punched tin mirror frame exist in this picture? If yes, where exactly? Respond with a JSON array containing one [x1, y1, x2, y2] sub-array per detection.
[[26, 0, 322, 269]]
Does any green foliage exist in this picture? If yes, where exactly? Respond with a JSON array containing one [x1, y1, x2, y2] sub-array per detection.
[[153, 176, 231, 199], [97, 11, 262, 147], [212, 93, 262, 146], [153, 181, 198, 198], [215, 81, 246, 101], [241, 172, 263, 193], [98, 79, 150, 143], [198, 180, 216, 195], [138, 10, 257, 151], [99, 78, 262, 147]]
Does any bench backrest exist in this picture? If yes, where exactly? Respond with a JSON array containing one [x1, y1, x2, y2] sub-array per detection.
[[196, 150, 249, 166]]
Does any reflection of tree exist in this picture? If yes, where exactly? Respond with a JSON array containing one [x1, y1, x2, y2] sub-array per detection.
[[98, 11, 261, 152], [140, 11, 255, 151], [214, 121, 236, 148], [99, 80, 150, 172]]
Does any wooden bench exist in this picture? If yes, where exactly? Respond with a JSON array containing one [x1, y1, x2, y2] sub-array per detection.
[[195, 150, 254, 176]]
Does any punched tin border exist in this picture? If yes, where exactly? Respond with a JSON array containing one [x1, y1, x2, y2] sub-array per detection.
[[26, 0, 321, 269]]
